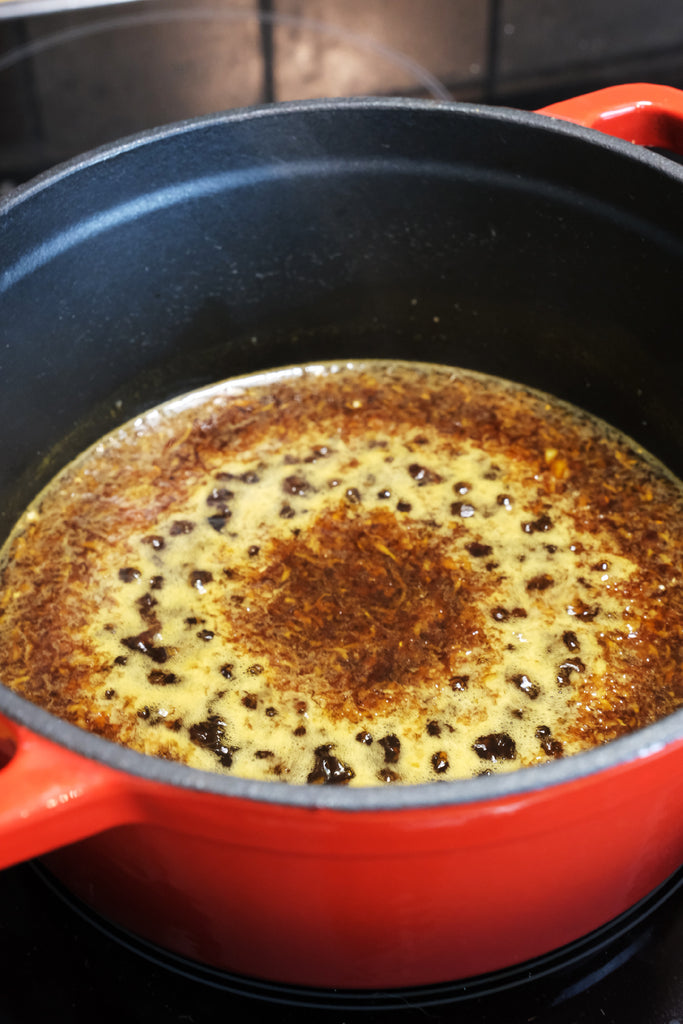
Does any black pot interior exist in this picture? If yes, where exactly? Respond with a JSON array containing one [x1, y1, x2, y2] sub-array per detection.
[[2, 98, 683, 540]]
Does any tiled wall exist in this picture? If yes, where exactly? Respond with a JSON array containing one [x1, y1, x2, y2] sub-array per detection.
[[1, 0, 683, 180]]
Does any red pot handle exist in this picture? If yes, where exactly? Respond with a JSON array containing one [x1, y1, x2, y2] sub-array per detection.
[[0, 714, 144, 869], [537, 82, 683, 154]]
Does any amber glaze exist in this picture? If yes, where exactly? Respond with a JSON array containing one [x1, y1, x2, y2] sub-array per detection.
[[1, 360, 683, 787]]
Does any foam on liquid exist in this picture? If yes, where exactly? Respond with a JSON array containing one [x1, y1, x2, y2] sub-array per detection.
[[1, 360, 682, 785]]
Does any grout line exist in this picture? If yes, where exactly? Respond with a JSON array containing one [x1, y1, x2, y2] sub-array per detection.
[[484, 0, 501, 104], [258, 0, 275, 104]]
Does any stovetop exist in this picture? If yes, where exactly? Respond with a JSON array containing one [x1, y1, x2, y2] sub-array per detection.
[[1, 859, 682, 1023]]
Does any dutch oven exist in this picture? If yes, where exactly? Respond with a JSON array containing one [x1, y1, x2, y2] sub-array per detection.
[[1, 83, 683, 991]]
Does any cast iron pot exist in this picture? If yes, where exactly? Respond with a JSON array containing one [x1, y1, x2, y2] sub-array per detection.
[[1, 84, 683, 991]]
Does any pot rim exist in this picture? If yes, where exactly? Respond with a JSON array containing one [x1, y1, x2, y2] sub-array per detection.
[[2, 93, 683, 811], [3, 91, 683, 217], [2, 682, 682, 810]]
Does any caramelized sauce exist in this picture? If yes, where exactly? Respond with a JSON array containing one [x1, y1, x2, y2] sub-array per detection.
[[1, 360, 682, 785]]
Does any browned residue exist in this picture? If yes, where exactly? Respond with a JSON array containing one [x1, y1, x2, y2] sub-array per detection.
[[225, 506, 491, 720]]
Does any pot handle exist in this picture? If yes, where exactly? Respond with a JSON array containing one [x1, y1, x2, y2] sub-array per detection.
[[537, 82, 683, 154], [0, 714, 143, 870]]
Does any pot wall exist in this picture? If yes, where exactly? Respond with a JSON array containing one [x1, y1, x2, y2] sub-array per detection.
[[2, 100, 683, 534]]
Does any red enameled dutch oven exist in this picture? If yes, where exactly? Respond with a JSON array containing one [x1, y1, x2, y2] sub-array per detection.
[[1, 83, 683, 991]]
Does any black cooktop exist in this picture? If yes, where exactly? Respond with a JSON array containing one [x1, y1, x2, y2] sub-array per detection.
[[1, 859, 682, 1023]]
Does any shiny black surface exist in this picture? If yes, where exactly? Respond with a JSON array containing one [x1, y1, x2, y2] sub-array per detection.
[[0, 861, 682, 1022]]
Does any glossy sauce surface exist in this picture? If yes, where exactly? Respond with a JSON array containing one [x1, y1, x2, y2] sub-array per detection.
[[1, 360, 682, 785]]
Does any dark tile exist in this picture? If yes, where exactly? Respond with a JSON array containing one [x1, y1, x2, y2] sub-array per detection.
[[498, 0, 683, 79], [21, 0, 263, 164], [491, 51, 683, 113], [0, 20, 40, 151]]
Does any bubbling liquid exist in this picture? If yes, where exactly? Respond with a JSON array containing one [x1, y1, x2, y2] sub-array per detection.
[[1, 360, 683, 785]]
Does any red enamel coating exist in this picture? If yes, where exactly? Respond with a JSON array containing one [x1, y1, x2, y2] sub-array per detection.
[[40, 737, 683, 987], [2, 83, 683, 989], [0, 715, 146, 863], [538, 82, 683, 153]]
